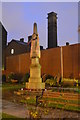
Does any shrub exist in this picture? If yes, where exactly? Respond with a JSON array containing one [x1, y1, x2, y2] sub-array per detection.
[[45, 74, 54, 81], [62, 78, 78, 87], [8, 73, 15, 80], [2, 74, 6, 83], [21, 73, 30, 83], [16, 74, 23, 83], [78, 82, 80, 86], [45, 78, 57, 87], [8, 73, 22, 83]]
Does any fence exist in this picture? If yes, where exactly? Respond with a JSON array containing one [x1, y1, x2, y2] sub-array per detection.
[[5, 43, 80, 79]]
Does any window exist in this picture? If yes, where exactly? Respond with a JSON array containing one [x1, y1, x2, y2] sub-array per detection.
[[11, 48, 14, 54]]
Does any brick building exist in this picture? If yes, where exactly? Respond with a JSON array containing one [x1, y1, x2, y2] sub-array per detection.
[[6, 39, 29, 57], [6, 38, 44, 57]]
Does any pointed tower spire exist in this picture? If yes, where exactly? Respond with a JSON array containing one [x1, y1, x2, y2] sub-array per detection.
[[33, 23, 37, 34]]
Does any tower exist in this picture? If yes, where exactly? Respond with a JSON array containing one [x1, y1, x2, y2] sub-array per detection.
[[47, 12, 57, 48]]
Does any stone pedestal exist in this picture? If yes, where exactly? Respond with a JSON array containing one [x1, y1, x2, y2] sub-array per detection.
[[26, 23, 45, 90], [26, 58, 45, 89]]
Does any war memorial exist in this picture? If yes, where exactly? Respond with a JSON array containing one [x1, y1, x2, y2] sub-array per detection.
[[26, 23, 45, 90]]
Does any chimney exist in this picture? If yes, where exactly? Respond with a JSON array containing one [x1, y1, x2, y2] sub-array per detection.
[[66, 42, 69, 46], [20, 38, 24, 42], [47, 12, 57, 48]]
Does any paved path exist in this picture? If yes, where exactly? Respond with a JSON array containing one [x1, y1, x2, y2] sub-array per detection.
[[2, 100, 29, 118], [2, 100, 80, 119]]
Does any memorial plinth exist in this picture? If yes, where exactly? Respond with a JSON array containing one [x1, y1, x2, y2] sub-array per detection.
[[26, 23, 45, 90]]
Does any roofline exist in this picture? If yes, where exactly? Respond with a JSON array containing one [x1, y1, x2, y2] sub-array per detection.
[[0, 21, 8, 33], [6, 39, 27, 48]]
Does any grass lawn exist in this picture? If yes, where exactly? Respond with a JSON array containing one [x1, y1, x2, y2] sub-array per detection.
[[20, 96, 80, 112], [20, 98, 36, 105], [2, 113, 19, 119], [42, 97, 80, 104], [2, 113, 28, 119], [46, 102, 80, 112], [2, 83, 25, 91], [2, 83, 80, 112]]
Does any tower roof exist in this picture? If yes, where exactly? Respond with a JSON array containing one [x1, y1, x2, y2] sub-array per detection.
[[48, 12, 57, 16]]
